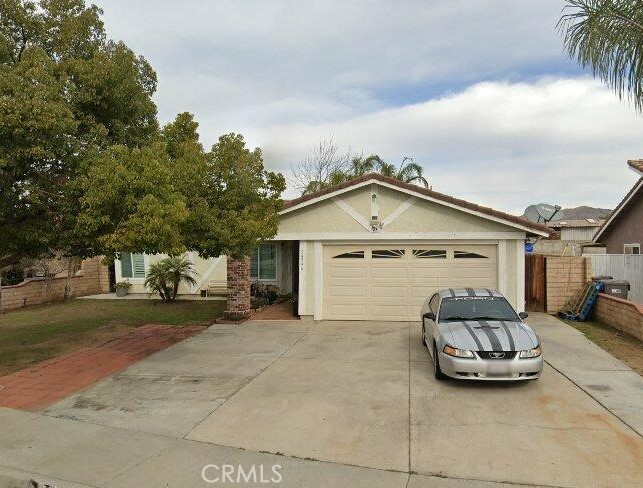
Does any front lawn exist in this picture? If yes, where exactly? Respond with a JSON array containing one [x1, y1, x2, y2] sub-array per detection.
[[0, 299, 225, 375]]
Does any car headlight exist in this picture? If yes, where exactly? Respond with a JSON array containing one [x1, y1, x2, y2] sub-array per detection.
[[443, 345, 475, 359], [519, 346, 542, 359]]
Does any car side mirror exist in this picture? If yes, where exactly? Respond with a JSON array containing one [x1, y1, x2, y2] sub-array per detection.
[[519, 312, 528, 320], [423, 312, 436, 321]]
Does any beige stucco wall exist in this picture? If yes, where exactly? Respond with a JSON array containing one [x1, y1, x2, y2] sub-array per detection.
[[505, 239, 519, 309], [279, 197, 364, 235], [279, 184, 521, 237], [116, 252, 226, 295], [297, 240, 316, 316]]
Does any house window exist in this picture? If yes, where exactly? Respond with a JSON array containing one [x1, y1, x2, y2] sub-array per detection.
[[372, 249, 405, 258], [624, 244, 641, 255], [454, 251, 488, 259], [251, 243, 277, 280], [413, 249, 447, 259], [121, 253, 145, 278]]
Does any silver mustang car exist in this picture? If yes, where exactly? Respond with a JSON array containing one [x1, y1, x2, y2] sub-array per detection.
[[421, 288, 543, 381]]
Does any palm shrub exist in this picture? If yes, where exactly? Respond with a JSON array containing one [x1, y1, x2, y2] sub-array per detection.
[[144, 256, 198, 302]]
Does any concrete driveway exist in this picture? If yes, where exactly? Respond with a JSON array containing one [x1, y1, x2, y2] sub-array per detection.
[[1, 314, 642, 487]]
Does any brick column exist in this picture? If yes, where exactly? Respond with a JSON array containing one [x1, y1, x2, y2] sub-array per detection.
[[224, 256, 251, 320]]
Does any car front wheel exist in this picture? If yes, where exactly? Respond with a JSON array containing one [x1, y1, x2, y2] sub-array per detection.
[[433, 343, 447, 381]]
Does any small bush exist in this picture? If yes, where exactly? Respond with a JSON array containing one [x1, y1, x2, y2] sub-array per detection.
[[145, 256, 197, 302], [1, 266, 24, 286]]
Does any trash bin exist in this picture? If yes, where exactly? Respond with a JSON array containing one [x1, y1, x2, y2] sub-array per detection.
[[599, 279, 630, 300]]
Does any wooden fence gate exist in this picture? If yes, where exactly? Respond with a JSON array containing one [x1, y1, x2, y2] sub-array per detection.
[[525, 254, 546, 312]]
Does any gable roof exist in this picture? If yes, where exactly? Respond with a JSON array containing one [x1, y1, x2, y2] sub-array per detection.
[[282, 173, 550, 236], [593, 176, 643, 243]]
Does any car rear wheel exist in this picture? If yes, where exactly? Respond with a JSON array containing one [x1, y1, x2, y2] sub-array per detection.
[[433, 342, 447, 381]]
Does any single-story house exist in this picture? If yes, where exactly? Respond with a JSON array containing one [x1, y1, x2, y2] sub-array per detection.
[[548, 219, 604, 242], [592, 160, 643, 255], [533, 219, 606, 256], [116, 173, 550, 321]]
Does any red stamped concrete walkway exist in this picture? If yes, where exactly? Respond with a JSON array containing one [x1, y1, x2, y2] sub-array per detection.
[[0, 324, 203, 411], [252, 301, 299, 320]]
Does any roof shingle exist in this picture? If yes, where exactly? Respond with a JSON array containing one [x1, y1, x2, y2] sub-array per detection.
[[627, 159, 643, 174]]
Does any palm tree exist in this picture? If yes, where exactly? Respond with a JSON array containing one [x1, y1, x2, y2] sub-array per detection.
[[300, 153, 429, 194], [395, 157, 430, 188], [376, 157, 429, 189], [144, 256, 197, 302], [346, 154, 382, 178], [558, 0, 643, 112]]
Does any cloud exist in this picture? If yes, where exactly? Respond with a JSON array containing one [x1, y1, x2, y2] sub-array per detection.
[[257, 78, 643, 213], [95, 1, 643, 214], [99, 0, 578, 130]]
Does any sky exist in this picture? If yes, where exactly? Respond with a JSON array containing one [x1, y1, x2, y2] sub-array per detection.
[[98, 0, 643, 213]]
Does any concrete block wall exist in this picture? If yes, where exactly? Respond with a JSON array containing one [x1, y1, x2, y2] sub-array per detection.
[[545, 256, 591, 314], [594, 293, 643, 341], [1, 257, 110, 311]]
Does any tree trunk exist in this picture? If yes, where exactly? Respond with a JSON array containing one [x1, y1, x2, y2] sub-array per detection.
[[172, 280, 179, 301], [63, 257, 74, 301]]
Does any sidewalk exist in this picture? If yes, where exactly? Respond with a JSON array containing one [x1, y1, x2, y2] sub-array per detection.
[[528, 313, 643, 436]]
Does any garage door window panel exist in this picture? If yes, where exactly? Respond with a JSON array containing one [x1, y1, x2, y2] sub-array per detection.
[[413, 249, 447, 259], [333, 251, 364, 259], [372, 249, 405, 258], [454, 251, 488, 259]]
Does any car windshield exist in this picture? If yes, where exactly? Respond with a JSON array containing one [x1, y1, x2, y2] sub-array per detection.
[[439, 297, 519, 322]]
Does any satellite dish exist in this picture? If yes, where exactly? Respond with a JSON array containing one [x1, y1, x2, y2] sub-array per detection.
[[536, 203, 561, 223], [524, 203, 561, 224], [524, 205, 541, 223]]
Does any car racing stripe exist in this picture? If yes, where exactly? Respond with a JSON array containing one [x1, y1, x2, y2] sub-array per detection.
[[477, 320, 503, 351], [460, 321, 484, 350], [465, 287, 475, 297], [449, 289, 455, 298], [499, 320, 516, 351], [484, 288, 493, 296]]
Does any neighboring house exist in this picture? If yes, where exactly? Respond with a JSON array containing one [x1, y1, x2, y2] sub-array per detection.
[[116, 173, 550, 320], [533, 219, 606, 256], [550, 219, 603, 242], [592, 160, 643, 254]]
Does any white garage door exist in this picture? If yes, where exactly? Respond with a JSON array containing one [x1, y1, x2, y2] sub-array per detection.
[[323, 244, 497, 321]]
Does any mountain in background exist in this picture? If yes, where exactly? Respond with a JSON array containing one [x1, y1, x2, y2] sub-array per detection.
[[522, 205, 611, 221]]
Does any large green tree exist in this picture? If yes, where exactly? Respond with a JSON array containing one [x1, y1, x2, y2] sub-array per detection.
[[1, 1, 286, 269], [76, 114, 285, 260], [559, 0, 643, 112], [0, 0, 158, 265]]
